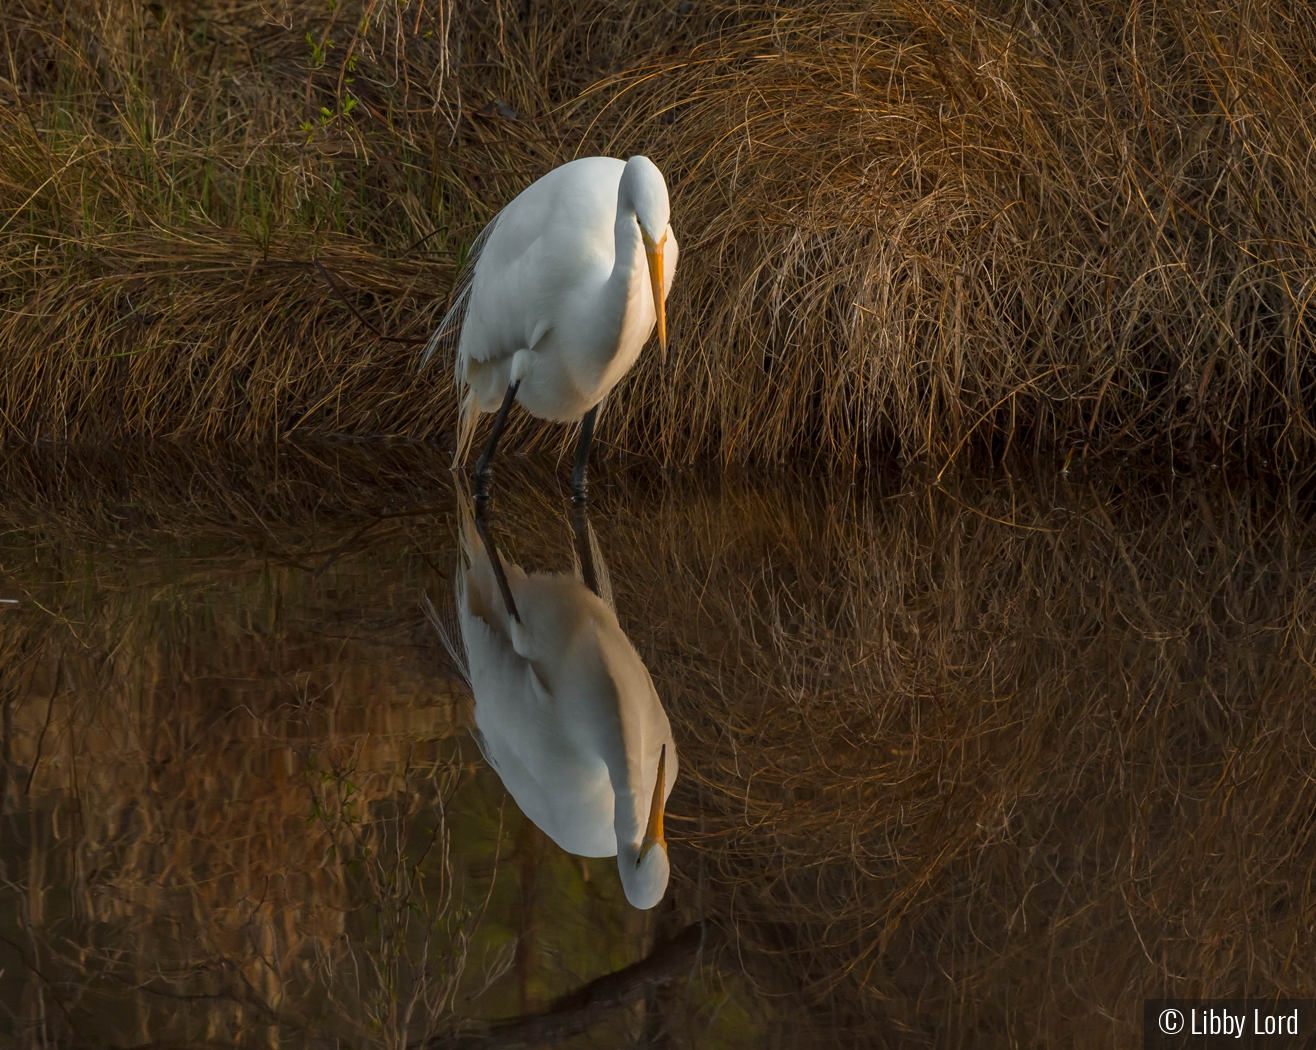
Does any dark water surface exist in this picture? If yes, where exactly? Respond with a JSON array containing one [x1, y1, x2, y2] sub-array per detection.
[[1, 445, 1315, 1048]]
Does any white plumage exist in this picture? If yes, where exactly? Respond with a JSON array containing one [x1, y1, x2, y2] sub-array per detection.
[[422, 155, 678, 498], [428, 492, 677, 910]]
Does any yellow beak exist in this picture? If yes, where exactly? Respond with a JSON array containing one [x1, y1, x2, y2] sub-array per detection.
[[637, 743, 667, 865], [642, 229, 668, 365]]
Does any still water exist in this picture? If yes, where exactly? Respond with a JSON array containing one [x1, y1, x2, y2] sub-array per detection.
[[0, 445, 1313, 1048]]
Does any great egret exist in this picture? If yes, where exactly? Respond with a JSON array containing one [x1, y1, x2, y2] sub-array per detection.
[[420, 156, 679, 501], [426, 491, 677, 909]]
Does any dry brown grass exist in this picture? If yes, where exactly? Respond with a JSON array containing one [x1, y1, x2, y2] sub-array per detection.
[[1, 1, 1315, 465]]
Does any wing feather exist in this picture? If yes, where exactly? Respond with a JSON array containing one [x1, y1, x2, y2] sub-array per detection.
[[418, 215, 501, 372], [570, 516, 615, 613], [423, 591, 470, 686]]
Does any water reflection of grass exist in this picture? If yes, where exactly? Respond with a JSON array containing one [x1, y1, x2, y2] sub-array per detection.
[[490, 461, 1316, 1045], [732, 481, 1313, 1041], [2, 444, 1316, 1046], [0, 487, 478, 1043], [0, 444, 756, 1046]]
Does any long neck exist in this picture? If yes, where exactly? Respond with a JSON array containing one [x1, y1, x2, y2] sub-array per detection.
[[572, 188, 643, 386], [603, 196, 643, 322], [612, 785, 647, 866], [610, 731, 671, 910], [608, 721, 648, 860]]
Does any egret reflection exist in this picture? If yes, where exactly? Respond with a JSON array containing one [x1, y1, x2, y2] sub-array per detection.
[[429, 492, 677, 909]]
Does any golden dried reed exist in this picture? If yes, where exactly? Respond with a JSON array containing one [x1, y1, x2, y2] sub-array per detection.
[[0, 1, 1314, 465]]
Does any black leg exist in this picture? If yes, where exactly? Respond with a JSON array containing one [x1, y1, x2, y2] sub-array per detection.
[[571, 404, 599, 504], [474, 379, 520, 501], [569, 501, 600, 598], [474, 500, 521, 624]]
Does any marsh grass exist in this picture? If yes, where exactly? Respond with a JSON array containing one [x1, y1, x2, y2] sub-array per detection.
[[1, 0, 1315, 466]]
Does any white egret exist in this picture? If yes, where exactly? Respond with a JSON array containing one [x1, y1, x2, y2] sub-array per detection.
[[427, 492, 677, 909], [420, 156, 679, 501]]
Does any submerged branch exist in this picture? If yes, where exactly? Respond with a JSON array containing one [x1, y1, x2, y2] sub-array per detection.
[[425, 923, 712, 1049]]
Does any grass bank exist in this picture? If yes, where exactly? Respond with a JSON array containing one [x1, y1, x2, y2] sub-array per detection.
[[1, 0, 1314, 467]]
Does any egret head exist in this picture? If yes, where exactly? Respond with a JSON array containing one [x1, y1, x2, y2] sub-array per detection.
[[623, 155, 671, 363], [617, 743, 671, 910]]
